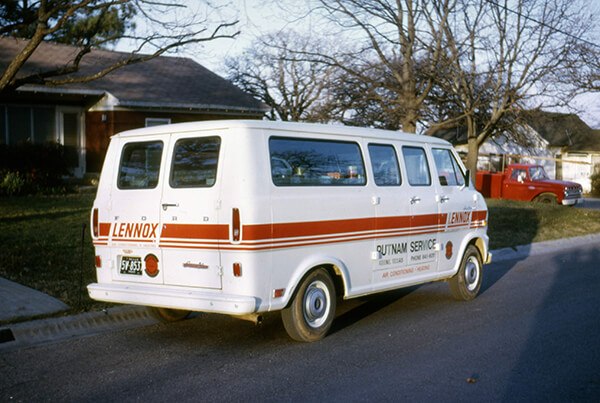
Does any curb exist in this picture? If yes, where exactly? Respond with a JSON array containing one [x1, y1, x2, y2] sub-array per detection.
[[1, 233, 599, 351], [491, 233, 600, 263], [0, 305, 156, 352]]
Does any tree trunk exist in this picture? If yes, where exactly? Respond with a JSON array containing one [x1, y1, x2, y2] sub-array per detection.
[[401, 104, 418, 133], [465, 116, 478, 174]]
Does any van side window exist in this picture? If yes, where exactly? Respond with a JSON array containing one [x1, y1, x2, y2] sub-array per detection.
[[432, 148, 465, 186], [368, 144, 401, 186], [402, 146, 431, 186], [170, 136, 221, 188], [117, 141, 163, 189], [269, 137, 366, 186]]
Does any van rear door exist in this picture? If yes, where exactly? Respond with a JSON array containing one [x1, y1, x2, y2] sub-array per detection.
[[158, 133, 224, 289], [108, 136, 167, 285]]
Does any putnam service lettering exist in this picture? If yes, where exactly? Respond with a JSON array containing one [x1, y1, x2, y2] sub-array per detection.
[[377, 242, 408, 256], [410, 238, 436, 253], [112, 222, 159, 238]]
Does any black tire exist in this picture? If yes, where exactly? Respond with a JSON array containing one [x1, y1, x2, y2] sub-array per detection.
[[449, 245, 483, 301], [147, 307, 191, 323], [281, 268, 336, 342], [535, 193, 557, 204]]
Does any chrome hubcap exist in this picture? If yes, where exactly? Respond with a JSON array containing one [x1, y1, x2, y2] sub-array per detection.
[[303, 280, 330, 328], [465, 257, 480, 291]]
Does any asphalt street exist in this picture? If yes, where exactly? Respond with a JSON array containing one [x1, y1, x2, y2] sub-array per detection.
[[1, 240, 599, 402]]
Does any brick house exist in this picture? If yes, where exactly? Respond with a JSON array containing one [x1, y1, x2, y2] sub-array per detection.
[[0, 37, 266, 176]]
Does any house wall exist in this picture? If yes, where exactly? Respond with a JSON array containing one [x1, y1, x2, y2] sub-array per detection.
[[561, 152, 600, 193]]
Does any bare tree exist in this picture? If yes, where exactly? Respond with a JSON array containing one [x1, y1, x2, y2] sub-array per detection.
[[426, 0, 595, 173], [295, 0, 456, 133], [562, 42, 600, 93], [226, 31, 335, 122], [0, 1, 239, 93]]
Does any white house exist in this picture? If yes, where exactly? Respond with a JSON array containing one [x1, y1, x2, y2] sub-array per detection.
[[432, 111, 600, 193]]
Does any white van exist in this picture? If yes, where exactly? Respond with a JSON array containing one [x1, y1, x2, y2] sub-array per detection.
[[88, 120, 490, 342]]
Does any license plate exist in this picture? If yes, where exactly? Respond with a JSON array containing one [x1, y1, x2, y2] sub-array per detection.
[[120, 256, 142, 275]]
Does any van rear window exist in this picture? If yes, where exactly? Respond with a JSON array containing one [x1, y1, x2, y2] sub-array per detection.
[[269, 137, 366, 186], [117, 141, 163, 189], [170, 136, 221, 188]]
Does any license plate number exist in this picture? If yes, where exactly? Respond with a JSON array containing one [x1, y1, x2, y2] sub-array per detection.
[[120, 256, 142, 275]]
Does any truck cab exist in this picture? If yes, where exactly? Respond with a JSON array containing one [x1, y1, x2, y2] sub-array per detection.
[[476, 164, 583, 205]]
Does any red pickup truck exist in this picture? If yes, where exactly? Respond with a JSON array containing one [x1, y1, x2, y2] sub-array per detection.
[[475, 164, 583, 206]]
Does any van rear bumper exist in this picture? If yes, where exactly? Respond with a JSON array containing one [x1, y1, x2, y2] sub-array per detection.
[[87, 283, 258, 315]]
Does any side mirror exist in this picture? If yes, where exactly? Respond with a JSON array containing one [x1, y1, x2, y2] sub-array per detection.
[[461, 169, 471, 190]]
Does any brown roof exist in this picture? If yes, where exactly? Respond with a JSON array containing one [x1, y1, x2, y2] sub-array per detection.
[[522, 110, 600, 151], [429, 110, 600, 152], [0, 37, 266, 114]]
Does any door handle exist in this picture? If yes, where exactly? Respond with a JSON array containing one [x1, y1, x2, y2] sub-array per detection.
[[439, 195, 450, 203], [162, 203, 179, 211], [410, 196, 421, 205]]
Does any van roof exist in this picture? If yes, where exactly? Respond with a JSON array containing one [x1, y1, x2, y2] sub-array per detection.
[[114, 120, 451, 146]]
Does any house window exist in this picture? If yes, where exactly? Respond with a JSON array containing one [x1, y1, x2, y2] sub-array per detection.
[[145, 118, 171, 127], [33, 107, 56, 143], [7, 106, 31, 144], [0, 105, 56, 144]]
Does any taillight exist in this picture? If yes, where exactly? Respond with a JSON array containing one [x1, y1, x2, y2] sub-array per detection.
[[233, 262, 242, 277], [92, 208, 99, 238], [232, 208, 241, 242], [95, 255, 102, 268]]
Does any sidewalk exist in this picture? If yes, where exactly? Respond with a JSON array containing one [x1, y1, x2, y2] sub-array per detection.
[[0, 277, 69, 322], [2, 233, 600, 350]]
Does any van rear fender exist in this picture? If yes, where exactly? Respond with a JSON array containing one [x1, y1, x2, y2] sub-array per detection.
[[278, 255, 350, 310]]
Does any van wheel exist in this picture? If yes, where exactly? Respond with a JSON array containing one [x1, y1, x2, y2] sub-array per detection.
[[535, 193, 557, 204], [147, 307, 191, 323], [281, 268, 336, 342], [449, 245, 482, 301]]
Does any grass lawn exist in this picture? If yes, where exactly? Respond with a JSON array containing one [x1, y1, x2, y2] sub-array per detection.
[[1, 194, 600, 320], [486, 199, 600, 249], [0, 193, 99, 316]]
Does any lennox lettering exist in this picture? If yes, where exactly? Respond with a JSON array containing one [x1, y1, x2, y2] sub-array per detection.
[[112, 223, 159, 238], [450, 212, 471, 224]]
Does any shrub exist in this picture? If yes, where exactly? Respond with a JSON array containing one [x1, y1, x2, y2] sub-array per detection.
[[0, 171, 27, 196], [591, 172, 600, 196], [0, 143, 72, 195]]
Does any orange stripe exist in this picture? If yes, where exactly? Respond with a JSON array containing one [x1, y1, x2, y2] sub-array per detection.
[[160, 223, 228, 240], [97, 210, 486, 245], [99, 223, 111, 237], [471, 210, 488, 221]]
